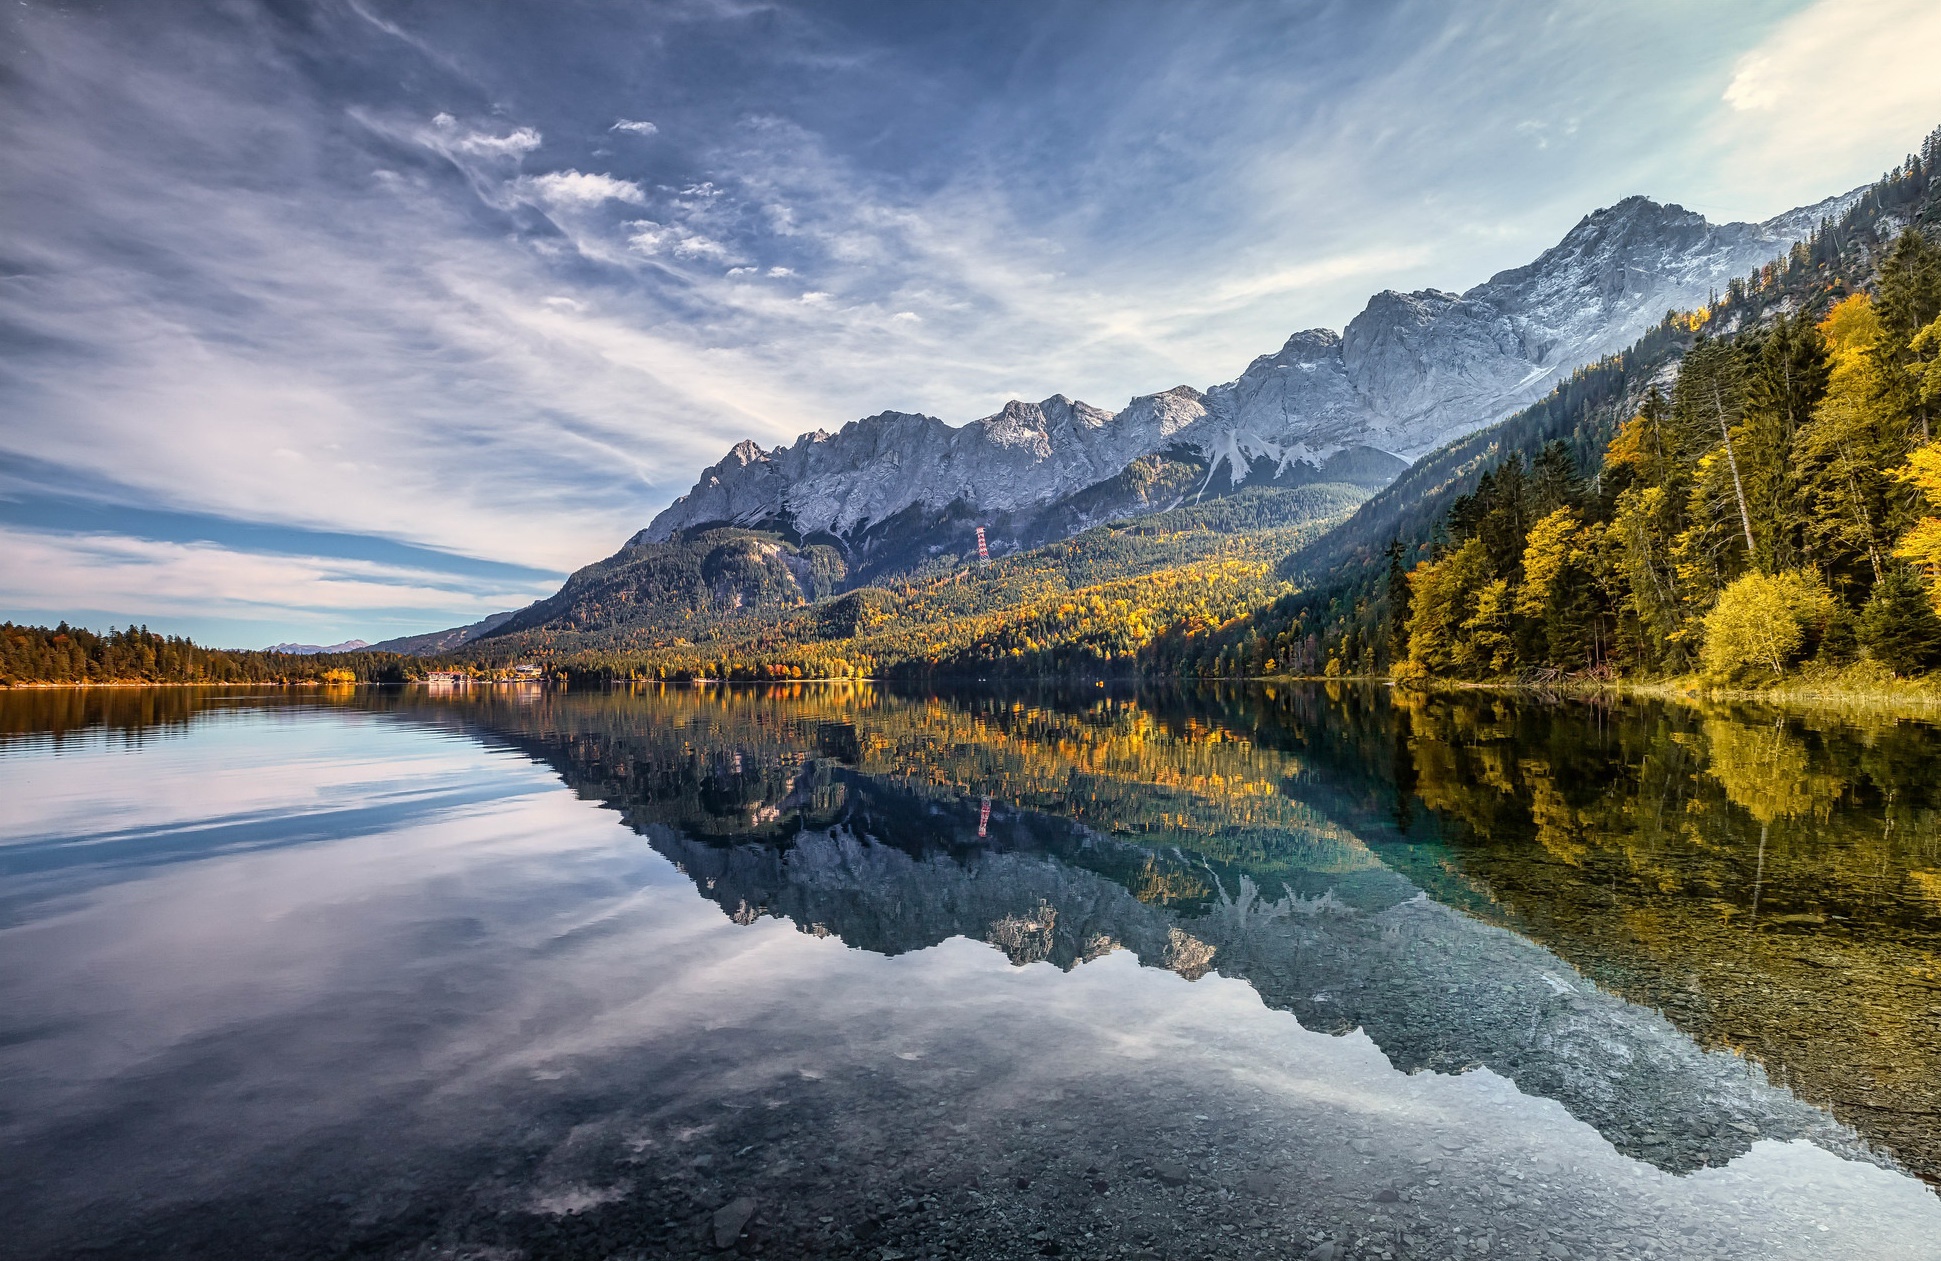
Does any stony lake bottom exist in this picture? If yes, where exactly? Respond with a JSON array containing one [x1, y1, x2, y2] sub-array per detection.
[[3, 682, 1941, 1261]]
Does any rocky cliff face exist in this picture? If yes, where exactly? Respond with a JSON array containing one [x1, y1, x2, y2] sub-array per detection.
[[646, 388, 1215, 545], [645, 190, 1859, 546]]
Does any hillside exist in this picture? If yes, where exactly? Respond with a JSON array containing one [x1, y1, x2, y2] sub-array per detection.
[[465, 483, 1365, 678]]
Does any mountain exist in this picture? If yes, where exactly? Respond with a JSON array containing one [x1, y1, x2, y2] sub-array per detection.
[[1193, 137, 1941, 681], [468, 483, 1362, 669], [264, 639, 369, 655], [368, 611, 516, 656], [1301, 147, 1941, 583], [644, 191, 1858, 557]]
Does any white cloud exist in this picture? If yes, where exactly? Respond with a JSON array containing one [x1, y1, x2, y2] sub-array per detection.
[[518, 170, 646, 208], [1721, 0, 1941, 122], [611, 118, 658, 135], [452, 125, 543, 158], [626, 219, 732, 259], [1705, 0, 1941, 209]]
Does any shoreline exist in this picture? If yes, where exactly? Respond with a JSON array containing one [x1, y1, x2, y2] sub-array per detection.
[[1256, 665, 1941, 717], [11, 669, 1941, 719]]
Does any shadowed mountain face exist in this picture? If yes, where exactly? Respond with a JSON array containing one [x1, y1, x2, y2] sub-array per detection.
[[399, 681, 1941, 1187], [643, 192, 1856, 552]]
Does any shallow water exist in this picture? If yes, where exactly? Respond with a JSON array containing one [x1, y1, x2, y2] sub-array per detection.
[[2, 682, 1939, 1260]]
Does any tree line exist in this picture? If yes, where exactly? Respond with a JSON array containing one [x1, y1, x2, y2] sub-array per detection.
[[0, 623, 413, 685]]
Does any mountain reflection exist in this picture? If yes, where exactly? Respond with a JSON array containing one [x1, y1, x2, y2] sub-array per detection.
[[371, 681, 1941, 1187]]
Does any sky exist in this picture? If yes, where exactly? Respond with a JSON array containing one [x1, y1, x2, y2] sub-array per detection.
[[4, 0, 1941, 648]]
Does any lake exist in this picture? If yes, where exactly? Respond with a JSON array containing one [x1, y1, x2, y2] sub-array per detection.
[[2, 682, 1939, 1260]]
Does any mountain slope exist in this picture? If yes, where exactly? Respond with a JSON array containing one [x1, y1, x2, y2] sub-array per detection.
[[1293, 143, 1940, 587], [369, 612, 516, 656], [466, 483, 1365, 675], [1167, 134, 1941, 680], [644, 191, 1856, 556]]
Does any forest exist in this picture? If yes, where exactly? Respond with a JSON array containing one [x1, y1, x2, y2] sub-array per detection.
[[1392, 227, 1941, 685]]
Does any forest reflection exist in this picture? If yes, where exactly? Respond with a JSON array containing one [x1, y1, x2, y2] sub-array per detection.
[[319, 680, 1941, 1187], [29, 681, 1931, 1184]]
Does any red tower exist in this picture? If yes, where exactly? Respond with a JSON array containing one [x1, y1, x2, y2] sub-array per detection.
[[975, 526, 990, 564]]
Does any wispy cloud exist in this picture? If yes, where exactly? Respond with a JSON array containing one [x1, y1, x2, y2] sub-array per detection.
[[448, 124, 543, 158], [611, 118, 659, 136], [0, 527, 552, 646], [1707, 0, 1941, 203]]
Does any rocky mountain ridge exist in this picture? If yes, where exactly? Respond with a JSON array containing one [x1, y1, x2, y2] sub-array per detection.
[[645, 189, 1860, 550]]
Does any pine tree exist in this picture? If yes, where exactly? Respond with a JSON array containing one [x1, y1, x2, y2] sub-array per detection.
[[1531, 441, 1582, 515], [1857, 569, 1941, 675], [1740, 313, 1829, 572], [1383, 538, 1411, 662]]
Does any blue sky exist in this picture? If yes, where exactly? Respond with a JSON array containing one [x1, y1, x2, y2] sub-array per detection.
[[4, 0, 1940, 647]]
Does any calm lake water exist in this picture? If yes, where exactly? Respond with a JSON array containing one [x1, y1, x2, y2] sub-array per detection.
[[3, 682, 1941, 1260]]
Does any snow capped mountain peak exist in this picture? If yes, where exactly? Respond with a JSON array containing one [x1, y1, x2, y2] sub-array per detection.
[[645, 186, 1860, 547]]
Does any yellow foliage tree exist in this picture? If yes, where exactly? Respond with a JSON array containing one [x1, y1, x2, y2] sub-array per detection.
[[1460, 578, 1517, 674], [1515, 507, 1586, 618], [1699, 569, 1836, 683], [1401, 538, 1492, 678], [1892, 437, 1941, 607]]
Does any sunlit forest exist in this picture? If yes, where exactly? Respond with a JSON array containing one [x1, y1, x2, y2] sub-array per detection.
[[1225, 138, 1941, 686], [1392, 231, 1941, 684]]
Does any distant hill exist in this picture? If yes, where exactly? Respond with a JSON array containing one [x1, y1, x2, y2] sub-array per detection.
[[369, 612, 516, 657], [263, 639, 369, 655]]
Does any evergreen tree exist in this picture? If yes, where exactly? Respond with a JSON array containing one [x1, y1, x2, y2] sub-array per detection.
[[1740, 313, 1829, 572], [1857, 569, 1941, 675], [1531, 441, 1583, 515], [1607, 389, 1697, 667], [1383, 538, 1411, 661], [1671, 338, 1755, 599], [1874, 229, 1941, 370]]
